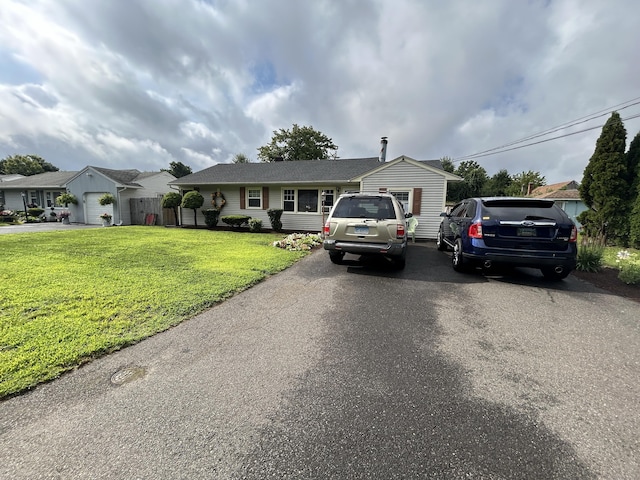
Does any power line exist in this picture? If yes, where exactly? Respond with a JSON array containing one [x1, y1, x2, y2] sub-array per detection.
[[456, 111, 640, 161], [454, 96, 640, 162]]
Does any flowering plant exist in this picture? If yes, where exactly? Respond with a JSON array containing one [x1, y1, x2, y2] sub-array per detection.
[[57, 211, 71, 219], [99, 213, 113, 220], [273, 233, 322, 251], [616, 250, 640, 285]]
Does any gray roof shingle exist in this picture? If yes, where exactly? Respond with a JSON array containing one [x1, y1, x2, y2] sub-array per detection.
[[0, 171, 78, 188], [171, 157, 445, 185]]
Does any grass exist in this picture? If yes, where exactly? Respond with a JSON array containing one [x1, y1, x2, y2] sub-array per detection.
[[0, 227, 311, 398]]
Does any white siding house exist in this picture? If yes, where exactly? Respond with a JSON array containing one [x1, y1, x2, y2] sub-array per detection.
[[171, 156, 461, 239]]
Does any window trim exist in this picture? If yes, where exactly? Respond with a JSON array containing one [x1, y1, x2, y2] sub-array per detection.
[[246, 187, 262, 209], [280, 187, 326, 214]]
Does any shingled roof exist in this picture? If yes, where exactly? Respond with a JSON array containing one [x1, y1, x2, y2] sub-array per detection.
[[171, 157, 446, 186], [529, 180, 581, 200], [0, 171, 78, 188]]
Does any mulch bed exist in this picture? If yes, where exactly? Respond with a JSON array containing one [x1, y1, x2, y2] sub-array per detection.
[[571, 267, 640, 303]]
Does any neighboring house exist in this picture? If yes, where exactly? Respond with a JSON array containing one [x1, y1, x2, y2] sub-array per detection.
[[0, 167, 176, 225], [0, 171, 78, 212], [528, 180, 587, 228], [170, 156, 462, 240]]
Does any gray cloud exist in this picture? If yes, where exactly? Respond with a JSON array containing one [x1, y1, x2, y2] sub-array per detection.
[[0, 0, 639, 182]]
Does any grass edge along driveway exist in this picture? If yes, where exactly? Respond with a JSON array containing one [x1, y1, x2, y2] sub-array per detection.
[[0, 227, 312, 398]]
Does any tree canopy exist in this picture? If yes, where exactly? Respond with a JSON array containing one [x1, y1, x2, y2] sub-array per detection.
[[233, 153, 251, 164], [162, 161, 192, 178], [578, 112, 629, 240], [0, 154, 59, 176], [507, 170, 546, 196], [257, 124, 338, 162]]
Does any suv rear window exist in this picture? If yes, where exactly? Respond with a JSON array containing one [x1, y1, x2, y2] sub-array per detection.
[[332, 196, 396, 219], [481, 199, 563, 220]]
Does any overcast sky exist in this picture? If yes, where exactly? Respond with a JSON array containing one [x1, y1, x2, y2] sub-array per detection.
[[1, 0, 639, 184]]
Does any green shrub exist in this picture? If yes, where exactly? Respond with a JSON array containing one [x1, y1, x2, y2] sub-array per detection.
[[221, 215, 251, 228], [202, 208, 220, 227], [618, 263, 640, 284], [267, 208, 284, 232], [27, 208, 45, 217], [248, 218, 263, 232], [616, 251, 640, 284], [576, 235, 605, 272]]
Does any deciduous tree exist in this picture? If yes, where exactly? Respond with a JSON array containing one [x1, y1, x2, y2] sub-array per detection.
[[0, 154, 59, 175], [257, 124, 338, 162]]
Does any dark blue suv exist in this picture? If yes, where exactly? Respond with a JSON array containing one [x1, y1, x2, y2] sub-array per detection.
[[436, 197, 578, 280]]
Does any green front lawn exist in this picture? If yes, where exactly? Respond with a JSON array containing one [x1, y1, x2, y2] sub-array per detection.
[[0, 227, 311, 398]]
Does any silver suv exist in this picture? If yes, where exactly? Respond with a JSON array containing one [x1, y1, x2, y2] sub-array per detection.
[[323, 192, 408, 269]]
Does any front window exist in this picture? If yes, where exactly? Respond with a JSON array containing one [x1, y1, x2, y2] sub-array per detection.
[[297, 189, 318, 213], [322, 189, 334, 213], [283, 189, 295, 212], [281, 188, 321, 213], [247, 188, 261, 208], [390, 191, 410, 213]]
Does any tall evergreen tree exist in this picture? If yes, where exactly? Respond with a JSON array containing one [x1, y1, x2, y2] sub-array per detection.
[[578, 112, 628, 241], [627, 131, 640, 247]]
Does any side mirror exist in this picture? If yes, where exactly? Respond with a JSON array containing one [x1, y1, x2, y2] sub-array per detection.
[[439, 212, 448, 217]]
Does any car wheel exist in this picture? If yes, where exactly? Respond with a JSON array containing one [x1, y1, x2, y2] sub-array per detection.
[[329, 252, 344, 264], [436, 228, 447, 251], [452, 238, 467, 272], [541, 266, 570, 281]]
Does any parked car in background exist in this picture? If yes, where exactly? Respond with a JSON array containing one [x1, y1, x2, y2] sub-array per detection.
[[323, 192, 408, 269], [436, 197, 578, 280]]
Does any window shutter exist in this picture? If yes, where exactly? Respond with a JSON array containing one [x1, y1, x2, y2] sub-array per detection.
[[262, 187, 269, 210], [412, 188, 422, 215], [240, 187, 246, 209]]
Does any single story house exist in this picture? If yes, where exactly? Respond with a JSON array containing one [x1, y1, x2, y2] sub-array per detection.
[[0, 167, 176, 225], [170, 156, 462, 240], [528, 180, 587, 229]]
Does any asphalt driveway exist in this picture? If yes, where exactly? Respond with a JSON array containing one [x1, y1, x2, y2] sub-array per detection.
[[1, 243, 638, 478]]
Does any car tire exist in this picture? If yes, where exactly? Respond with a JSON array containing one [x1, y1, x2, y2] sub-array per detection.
[[329, 252, 344, 264], [541, 267, 570, 281], [436, 228, 447, 251], [394, 255, 406, 270], [452, 238, 467, 272]]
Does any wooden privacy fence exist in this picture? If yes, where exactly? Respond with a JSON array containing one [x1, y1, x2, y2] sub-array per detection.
[[129, 197, 177, 226]]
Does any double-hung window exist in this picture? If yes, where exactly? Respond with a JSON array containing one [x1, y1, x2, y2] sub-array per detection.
[[283, 189, 295, 212], [247, 188, 262, 208]]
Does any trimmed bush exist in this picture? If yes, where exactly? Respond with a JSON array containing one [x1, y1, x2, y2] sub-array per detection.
[[221, 215, 251, 228], [267, 208, 284, 232], [28, 208, 45, 217], [248, 218, 263, 233], [202, 208, 220, 227]]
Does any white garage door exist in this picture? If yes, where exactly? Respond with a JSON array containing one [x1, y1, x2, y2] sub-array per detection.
[[85, 193, 113, 224]]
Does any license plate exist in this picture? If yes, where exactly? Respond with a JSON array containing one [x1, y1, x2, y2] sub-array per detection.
[[355, 226, 369, 234], [517, 227, 536, 237]]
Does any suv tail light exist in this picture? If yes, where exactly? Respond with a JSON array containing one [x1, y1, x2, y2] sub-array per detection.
[[569, 225, 578, 243], [468, 221, 483, 239], [397, 223, 405, 239], [323, 221, 330, 236]]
